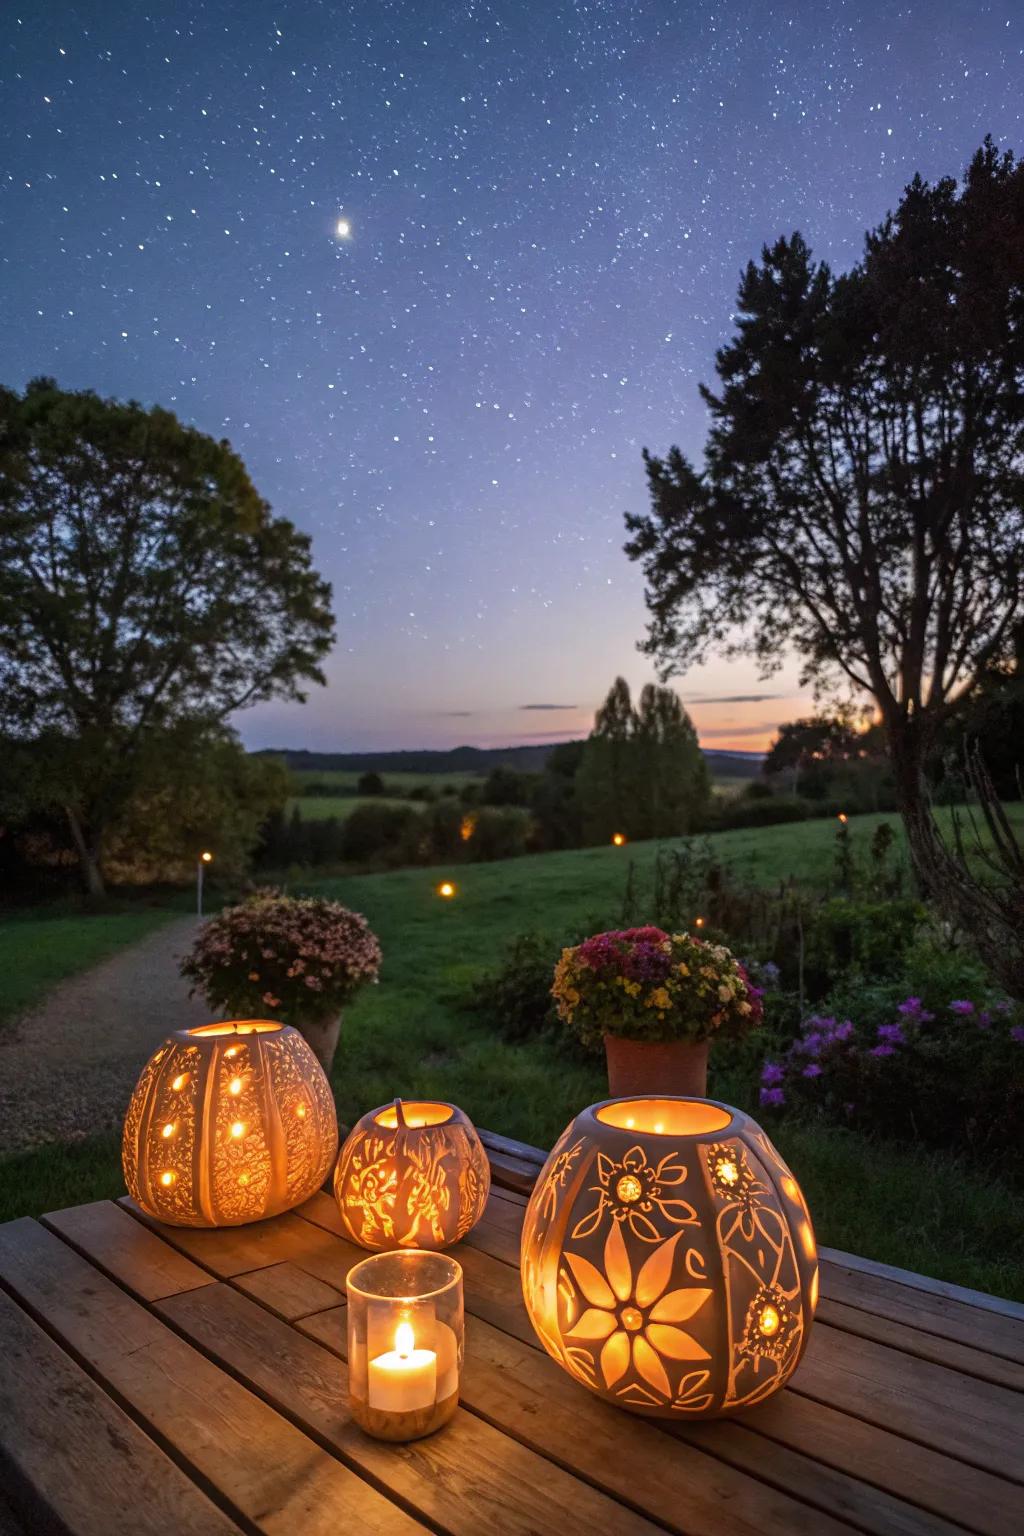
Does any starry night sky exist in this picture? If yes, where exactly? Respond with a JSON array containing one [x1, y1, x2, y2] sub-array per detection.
[[3, 1, 1021, 752]]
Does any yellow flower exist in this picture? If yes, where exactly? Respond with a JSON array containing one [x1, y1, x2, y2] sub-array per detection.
[[677, 963, 690, 976], [566, 1225, 711, 1399], [648, 987, 671, 1010]]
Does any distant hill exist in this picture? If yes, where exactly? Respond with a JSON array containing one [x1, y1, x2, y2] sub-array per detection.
[[255, 743, 764, 778]]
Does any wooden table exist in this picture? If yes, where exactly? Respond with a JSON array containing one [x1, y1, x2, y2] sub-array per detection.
[[0, 1130, 1021, 1536]]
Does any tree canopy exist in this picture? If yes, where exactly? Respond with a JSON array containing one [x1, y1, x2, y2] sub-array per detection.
[[625, 140, 1024, 992], [0, 379, 335, 890]]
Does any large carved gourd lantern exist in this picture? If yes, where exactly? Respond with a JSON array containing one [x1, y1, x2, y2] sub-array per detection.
[[123, 1022, 338, 1227], [521, 1097, 817, 1418], [334, 1099, 490, 1250]]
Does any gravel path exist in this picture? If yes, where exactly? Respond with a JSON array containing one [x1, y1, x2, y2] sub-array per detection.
[[0, 915, 212, 1155]]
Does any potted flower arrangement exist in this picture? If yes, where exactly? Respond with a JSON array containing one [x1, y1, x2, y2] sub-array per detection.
[[552, 925, 762, 1097], [181, 889, 382, 1074]]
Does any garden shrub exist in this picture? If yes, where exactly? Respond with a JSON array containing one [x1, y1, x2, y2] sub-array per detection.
[[466, 932, 559, 1042], [341, 802, 418, 861], [469, 806, 531, 861]]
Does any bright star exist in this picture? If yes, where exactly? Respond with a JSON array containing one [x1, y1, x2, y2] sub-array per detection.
[[335, 217, 352, 239]]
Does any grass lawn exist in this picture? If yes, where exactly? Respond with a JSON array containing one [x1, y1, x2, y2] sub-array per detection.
[[0, 904, 176, 1030], [2, 807, 1022, 1299], [291, 768, 481, 794]]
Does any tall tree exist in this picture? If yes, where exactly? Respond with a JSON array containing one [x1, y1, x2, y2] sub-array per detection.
[[0, 379, 334, 893], [575, 676, 637, 842], [625, 142, 1024, 994], [632, 683, 709, 838]]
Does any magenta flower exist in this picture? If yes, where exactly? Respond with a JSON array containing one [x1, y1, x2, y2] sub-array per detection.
[[877, 1022, 905, 1046], [869, 1043, 895, 1058], [759, 1086, 785, 1108], [802, 1062, 823, 1078], [761, 1061, 785, 1086], [949, 999, 974, 1015]]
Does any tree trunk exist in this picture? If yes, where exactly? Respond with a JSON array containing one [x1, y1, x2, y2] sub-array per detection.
[[889, 727, 1024, 1001], [65, 805, 106, 898]]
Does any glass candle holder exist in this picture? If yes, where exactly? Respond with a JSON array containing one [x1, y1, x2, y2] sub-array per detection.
[[346, 1249, 463, 1442]]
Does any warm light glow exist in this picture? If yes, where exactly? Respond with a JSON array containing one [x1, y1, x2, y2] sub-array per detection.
[[161, 1122, 175, 1139], [837, 812, 848, 824], [395, 1321, 415, 1357], [238, 1172, 250, 1186], [759, 1304, 781, 1337], [375, 1100, 454, 1130], [160, 1171, 175, 1187], [229, 1077, 243, 1095], [799, 1220, 817, 1261], [460, 815, 476, 841], [611, 832, 626, 846], [781, 1176, 799, 1200], [437, 880, 456, 898], [616, 1173, 643, 1204], [809, 1267, 819, 1311], [621, 1306, 643, 1332], [201, 850, 213, 863], [694, 916, 705, 928], [171, 1073, 188, 1091], [230, 1121, 246, 1139], [296, 1102, 307, 1118], [596, 1099, 733, 1136], [716, 1158, 738, 1186], [188, 1021, 282, 1037]]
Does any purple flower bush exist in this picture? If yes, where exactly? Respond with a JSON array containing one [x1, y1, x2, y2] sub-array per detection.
[[759, 991, 1024, 1174], [552, 926, 764, 1050], [182, 888, 382, 1025]]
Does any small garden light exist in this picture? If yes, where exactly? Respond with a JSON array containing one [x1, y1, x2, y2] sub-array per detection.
[[196, 849, 213, 917], [612, 832, 626, 847], [437, 880, 456, 899], [837, 813, 848, 824]]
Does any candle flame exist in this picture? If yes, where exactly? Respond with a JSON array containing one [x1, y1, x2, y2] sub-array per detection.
[[395, 1321, 415, 1357]]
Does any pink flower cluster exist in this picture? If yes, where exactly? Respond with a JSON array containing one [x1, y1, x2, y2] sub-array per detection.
[[181, 888, 382, 1025]]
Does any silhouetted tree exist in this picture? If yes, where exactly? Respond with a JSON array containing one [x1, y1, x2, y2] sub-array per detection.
[[626, 142, 1024, 994]]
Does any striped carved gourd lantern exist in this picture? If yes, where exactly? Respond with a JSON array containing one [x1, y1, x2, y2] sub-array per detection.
[[520, 1097, 817, 1418], [334, 1099, 490, 1250], [122, 1021, 338, 1227]]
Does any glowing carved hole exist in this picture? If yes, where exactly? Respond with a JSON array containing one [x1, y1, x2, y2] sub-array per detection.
[[716, 1158, 738, 1186], [759, 1304, 781, 1337], [616, 1174, 643, 1204], [621, 1306, 643, 1331], [171, 1074, 188, 1091], [160, 1171, 175, 1187], [161, 1122, 175, 1139], [781, 1175, 799, 1200], [238, 1172, 250, 1187], [799, 1220, 816, 1261], [229, 1077, 243, 1095], [230, 1121, 246, 1139], [225, 1046, 240, 1057], [296, 1103, 307, 1119]]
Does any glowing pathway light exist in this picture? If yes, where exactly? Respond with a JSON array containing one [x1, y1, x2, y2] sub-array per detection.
[[612, 832, 627, 847], [437, 880, 456, 899]]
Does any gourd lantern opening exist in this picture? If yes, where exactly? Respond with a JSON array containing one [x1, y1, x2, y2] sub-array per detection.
[[334, 1099, 490, 1250], [521, 1097, 817, 1418], [122, 1021, 338, 1227]]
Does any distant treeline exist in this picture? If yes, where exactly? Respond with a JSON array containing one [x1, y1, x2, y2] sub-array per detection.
[[254, 742, 765, 779]]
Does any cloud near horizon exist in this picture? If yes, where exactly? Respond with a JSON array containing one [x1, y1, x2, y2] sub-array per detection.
[[519, 702, 578, 711], [679, 692, 787, 705]]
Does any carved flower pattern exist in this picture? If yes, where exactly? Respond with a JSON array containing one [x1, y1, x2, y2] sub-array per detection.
[[741, 1283, 797, 1361], [572, 1144, 697, 1242], [565, 1225, 711, 1399]]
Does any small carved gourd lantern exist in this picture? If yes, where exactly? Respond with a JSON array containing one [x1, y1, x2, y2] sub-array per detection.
[[334, 1099, 490, 1250], [521, 1097, 817, 1418], [123, 1021, 338, 1227]]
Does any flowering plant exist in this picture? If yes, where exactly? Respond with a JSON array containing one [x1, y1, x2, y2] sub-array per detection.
[[181, 889, 382, 1025], [552, 926, 763, 1049]]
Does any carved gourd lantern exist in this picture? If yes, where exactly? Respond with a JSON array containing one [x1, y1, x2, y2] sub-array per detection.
[[123, 1021, 338, 1227], [521, 1097, 817, 1418], [334, 1099, 490, 1250]]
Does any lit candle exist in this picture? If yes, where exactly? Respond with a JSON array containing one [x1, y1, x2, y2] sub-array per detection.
[[367, 1321, 437, 1413]]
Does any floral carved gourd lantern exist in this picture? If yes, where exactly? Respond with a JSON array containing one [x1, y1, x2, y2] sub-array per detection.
[[123, 1021, 338, 1227], [334, 1099, 490, 1250], [521, 1097, 817, 1418]]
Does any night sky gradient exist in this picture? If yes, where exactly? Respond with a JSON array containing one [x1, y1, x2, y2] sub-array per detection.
[[3, 2, 1021, 751]]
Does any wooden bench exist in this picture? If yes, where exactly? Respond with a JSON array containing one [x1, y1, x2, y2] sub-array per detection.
[[0, 1129, 1021, 1535]]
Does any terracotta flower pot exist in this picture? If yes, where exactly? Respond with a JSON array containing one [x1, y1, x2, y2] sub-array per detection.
[[604, 1034, 709, 1098], [295, 1013, 342, 1077]]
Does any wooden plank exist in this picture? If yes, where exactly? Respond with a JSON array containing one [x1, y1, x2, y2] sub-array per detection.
[[816, 1296, 1024, 1391], [120, 1198, 350, 1288], [300, 1304, 963, 1536], [42, 1202, 216, 1302], [796, 1322, 1022, 1483], [820, 1257, 1024, 1366], [481, 1148, 539, 1197], [820, 1246, 1024, 1322], [233, 1262, 345, 1321], [0, 1218, 426, 1536], [157, 1280, 665, 1536], [0, 1285, 240, 1536], [478, 1129, 547, 1167]]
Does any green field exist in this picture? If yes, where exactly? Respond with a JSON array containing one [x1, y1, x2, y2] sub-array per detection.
[[291, 768, 481, 794], [287, 794, 422, 822], [2, 808, 1022, 1297], [0, 905, 176, 1030]]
